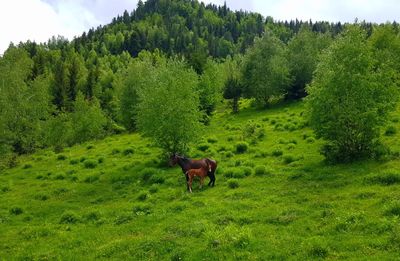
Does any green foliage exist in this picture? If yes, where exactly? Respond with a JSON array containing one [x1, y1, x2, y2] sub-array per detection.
[[287, 26, 332, 99], [136, 58, 202, 155], [385, 126, 397, 136], [0, 48, 50, 156], [227, 179, 240, 189], [254, 165, 267, 176], [197, 59, 226, 116], [84, 160, 98, 169], [235, 142, 249, 154], [307, 26, 399, 163], [242, 33, 292, 106]]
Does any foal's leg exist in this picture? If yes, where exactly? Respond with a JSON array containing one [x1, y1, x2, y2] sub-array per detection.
[[200, 176, 204, 189]]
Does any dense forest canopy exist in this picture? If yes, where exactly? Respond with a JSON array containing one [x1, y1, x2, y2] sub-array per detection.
[[1, 0, 400, 166]]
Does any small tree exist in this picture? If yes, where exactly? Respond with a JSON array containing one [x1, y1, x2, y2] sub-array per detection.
[[307, 26, 399, 163], [287, 26, 332, 99], [70, 92, 107, 144], [223, 76, 242, 113], [136, 58, 202, 156], [242, 32, 291, 106]]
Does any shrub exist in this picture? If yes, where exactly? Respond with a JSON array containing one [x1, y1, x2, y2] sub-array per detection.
[[306, 137, 315, 143], [70, 159, 79, 165], [84, 175, 99, 183], [79, 156, 86, 162], [254, 165, 267, 176], [227, 179, 239, 189], [224, 168, 245, 179], [197, 143, 210, 152], [84, 160, 97, 169], [98, 157, 105, 164], [367, 172, 400, 186], [59, 212, 79, 224], [235, 142, 248, 154], [54, 174, 65, 180], [57, 154, 67, 161], [123, 148, 134, 156], [242, 167, 253, 177], [10, 207, 23, 215], [133, 204, 151, 215], [225, 151, 234, 158], [149, 185, 159, 194], [111, 148, 121, 155], [283, 155, 296, 164], [86, 144, 94, 150], [385, 126, 397, 136], [137, 191, 148, 201], [307, 26, 398, 163], [271, 149, 283, 157], [207, 137, 218, 143], [22, 163, 32, 169]]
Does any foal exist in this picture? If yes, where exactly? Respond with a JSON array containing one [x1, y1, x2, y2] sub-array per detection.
[[185, 164, 211, 193]]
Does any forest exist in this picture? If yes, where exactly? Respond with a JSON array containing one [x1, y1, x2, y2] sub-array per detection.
[[1, 0, 400, 259]]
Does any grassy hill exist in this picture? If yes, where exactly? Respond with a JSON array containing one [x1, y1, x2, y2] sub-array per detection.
[[1, 101, 400, 260]]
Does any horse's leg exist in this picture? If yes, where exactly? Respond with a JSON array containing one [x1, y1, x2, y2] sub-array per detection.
[[188, 175, 193, 193], [185, 172, 189, 191], [211, 171, 216, 187]]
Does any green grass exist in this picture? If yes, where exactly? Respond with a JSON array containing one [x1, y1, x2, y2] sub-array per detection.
[[1, 100, 400, 259]]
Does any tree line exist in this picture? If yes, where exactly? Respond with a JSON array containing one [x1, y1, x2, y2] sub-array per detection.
[[1, 0, 400, 167]]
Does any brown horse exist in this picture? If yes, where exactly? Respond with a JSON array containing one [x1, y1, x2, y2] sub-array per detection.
[[170, 153, 217, 191], [185, 164, 210, 193]]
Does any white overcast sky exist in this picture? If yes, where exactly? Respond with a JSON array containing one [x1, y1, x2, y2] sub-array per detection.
[[1, 0, 399, 54]]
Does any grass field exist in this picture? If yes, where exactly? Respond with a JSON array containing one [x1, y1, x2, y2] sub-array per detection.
[[1, 100, 400, 260]]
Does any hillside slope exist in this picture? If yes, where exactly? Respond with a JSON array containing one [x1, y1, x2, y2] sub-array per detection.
[[1, 101, 400, 260]]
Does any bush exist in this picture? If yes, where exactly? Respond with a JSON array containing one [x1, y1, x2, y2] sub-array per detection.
[[307, 26, 398, 163], [111, 148, 121, 155], [367, 172, 400, 186], [149, 185, 159, 194], [98, 157, 105, 164], [57, 154, 67, 161], [225, 151, 234, 158], [22, 163, 32, 169], [123, 148, 134, 156], [242, 167, 253, 177], [10, 207, 23, 215], [207, 137, 218, 143], [84, 175, 99, 183], [59, 212, 79, 224], [283, 155, 296, 164], [70, 159, 79, 165], [84, 160, 97, 169], [224, 168, 245, 179], [306, 137, 315, 143], [137, 191, 148, 201], [385, 126, 397, 136], [197, 143, 210, 152], [86, 144, 94, 150], [271, 149, 283, 157], [254, 165, 267, 176], [227, 179, 239, 189], [235, 142, 248, 154]]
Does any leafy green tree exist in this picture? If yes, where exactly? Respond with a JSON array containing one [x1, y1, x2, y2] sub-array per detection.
[[136, 58, 202, 155], [119, 51, 165, 131], [287, 26, 331, 99], [70, 92, 107, 144], [307, 26, 399, 163], [197, 59, 226, 117], [223, 56, 243, 113], [242, 32, 292, 106], [0, 48, 50, 155]]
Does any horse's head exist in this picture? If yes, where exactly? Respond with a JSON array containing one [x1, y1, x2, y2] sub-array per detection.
[[169, 153, 179, 167]]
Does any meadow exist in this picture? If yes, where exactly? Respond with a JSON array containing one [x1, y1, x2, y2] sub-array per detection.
[[1, 100, 400, 260]]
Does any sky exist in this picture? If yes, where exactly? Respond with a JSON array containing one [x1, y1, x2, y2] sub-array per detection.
[[0, 0, 399, 54]]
